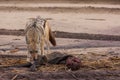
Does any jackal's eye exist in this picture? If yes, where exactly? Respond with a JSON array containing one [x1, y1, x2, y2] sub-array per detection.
[[29, 50, 38, 53], [30, 51, 33, 53], [35, 51, 38, 53]]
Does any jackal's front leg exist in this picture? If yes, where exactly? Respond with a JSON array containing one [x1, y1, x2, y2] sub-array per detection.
[[26, 44, 31, 62], [26, 52, 31, 62], [39, 37, 48, 65], [40, 36, 45, 56]]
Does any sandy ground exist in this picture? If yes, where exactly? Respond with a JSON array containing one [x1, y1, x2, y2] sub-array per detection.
[[0, 1, 120, 80], [0, 11, 120, 35], [1, 35, 120, 53], [0, 3, 120, 35], [1, 3, 120, 8]]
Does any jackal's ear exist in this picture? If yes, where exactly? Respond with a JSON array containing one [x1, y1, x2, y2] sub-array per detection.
[[43, 20, 47, 29]]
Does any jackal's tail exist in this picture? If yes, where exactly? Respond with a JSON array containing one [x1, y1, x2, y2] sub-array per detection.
[[49, 28, 56, 46]]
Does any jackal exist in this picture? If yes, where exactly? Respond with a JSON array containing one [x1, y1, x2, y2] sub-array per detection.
[[25, 16, 56, 70]]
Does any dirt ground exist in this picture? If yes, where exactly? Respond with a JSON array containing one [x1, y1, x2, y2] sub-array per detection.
[[0, 49, 120, 80], [0, 0, 120, 80]]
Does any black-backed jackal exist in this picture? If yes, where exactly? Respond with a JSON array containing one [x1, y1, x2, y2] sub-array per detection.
[[25, 16, 56, 71]]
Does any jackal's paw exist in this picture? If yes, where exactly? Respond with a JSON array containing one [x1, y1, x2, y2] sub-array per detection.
[[30, 64, 37, 71]]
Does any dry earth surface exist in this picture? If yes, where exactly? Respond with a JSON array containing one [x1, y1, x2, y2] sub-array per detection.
[[0, 0, 120, 80]]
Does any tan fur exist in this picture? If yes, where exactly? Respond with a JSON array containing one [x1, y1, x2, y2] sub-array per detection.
[[25, 18, 56, 62]]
